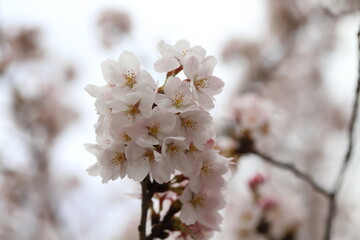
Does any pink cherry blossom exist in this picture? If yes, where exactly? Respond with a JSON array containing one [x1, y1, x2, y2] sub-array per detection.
[[248, 173, 266, 190], [186, 222, 213, 240]]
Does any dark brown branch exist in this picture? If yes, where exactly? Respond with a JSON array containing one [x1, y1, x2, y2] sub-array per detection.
[[251, 150, 331, 198], [146, 200, 182, 240], [139, 175, 153, 240], [323, 27, 360, 240]]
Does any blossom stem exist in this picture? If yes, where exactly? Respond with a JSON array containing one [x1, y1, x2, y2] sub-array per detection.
[[146, 200, 182, 240], [139, 175, 152, 240]]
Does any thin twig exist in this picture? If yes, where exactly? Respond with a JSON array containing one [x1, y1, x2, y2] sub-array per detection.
[[323, 27, 360, 240], [251, 150, 331, 198]]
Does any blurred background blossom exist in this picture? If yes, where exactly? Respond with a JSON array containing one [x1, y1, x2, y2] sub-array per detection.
[[0, 0, 359, 239]]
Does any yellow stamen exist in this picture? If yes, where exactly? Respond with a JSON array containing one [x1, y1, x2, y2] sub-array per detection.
[[148, 121, 160, 136], [191, 196, 205, 207], [167, 143, 181, 157], [123, 69, 137, 88], [188, 143, 200, 153], [173, 93, 184, 108], [194, 78, 209, 89], [239, 229, 251, 237], [201, 160, 213, 176], [241, 212, 253, 222], [122, 132, 131, 142], [143, 149, 155, 163], [181, 118, 197, 130], [111, 152, 126, 166], [182, 50, 189, 56], [123, 100, 141, 120]]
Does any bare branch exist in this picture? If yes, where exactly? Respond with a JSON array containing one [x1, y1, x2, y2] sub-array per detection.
[[251, 150, 331, 198], [324, 26, 360, 240]]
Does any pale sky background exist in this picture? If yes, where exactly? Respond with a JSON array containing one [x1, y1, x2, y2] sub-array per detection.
[[1, 0, 359, 239]]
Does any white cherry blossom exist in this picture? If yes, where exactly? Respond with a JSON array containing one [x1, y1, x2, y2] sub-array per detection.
[[186, 222, 213, 240], [108, 115, 132, 144], [154, 39, 206, 73], [85, 84, 113, 114], [98, 143, 129, 182], [124, 107, 177, 148], [188, 150, 228, 192], [180, 186, 224, 231], [161, 136, 194, 175], [109, 87, 155, 127], [86, 43, 227, 238], [85, 142, 130, 183], [125, 142, 171, 183], [183, 56, 224, 109], [178, 109, 214, 150], [102, 51, 156, 90], [94, 114, 113, 146], [155, 76, 196, 113]]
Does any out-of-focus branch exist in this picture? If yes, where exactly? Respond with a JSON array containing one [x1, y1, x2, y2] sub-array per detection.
[[324, 26, 360, 240], [251, 150, 331, 198], [251, 26, 360, 240]]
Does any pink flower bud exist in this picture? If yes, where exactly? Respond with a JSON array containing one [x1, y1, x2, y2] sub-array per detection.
[[248, 173, 266, 189], [258, 197, 278, 211]]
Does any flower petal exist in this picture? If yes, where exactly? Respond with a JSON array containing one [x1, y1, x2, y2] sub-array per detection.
[[198, 56, 217, 77], [118, 51, 140, 74], [183, 56, 200, 80], [154, 57, 180, 72], [179, 203, 197, 225], [174, 39, 190, 52], [86, 163, 101, 176], [85, 84, 102, 97], [101, 59, 121, 85]]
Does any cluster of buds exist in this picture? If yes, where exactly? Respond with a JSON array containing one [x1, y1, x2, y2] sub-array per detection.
[[85, 40, 228, 239], [236, 173, 299, 240]]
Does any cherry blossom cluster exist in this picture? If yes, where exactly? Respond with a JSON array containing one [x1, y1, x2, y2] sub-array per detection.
[[85, 40, 228, 238], [219, 94, 274, 157], [231, 94, 273, 138]]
